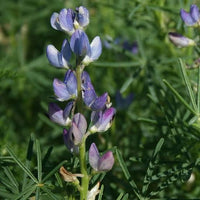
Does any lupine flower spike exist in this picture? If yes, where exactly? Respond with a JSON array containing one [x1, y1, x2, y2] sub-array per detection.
[[180, 4, 200, 27]]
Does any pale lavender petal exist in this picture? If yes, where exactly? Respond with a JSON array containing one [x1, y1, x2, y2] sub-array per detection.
[[180, 9, 196, 26], [90, 93, 107, 111], [46, 45, 63, 68], [73, 113, 87, 135], [89, 143, 100, 171], [48, 103, 65, 125], [76, 6, 89, 27], [190, 4, 200, 21], [59, 8, 75, 33], [50, 12, 61, 30], [90, 36, 102, 61], [63, 70, 77, 95], [53, 78, 70, 101], [98, 151, 114, 171], [71, 122, 83, 145]]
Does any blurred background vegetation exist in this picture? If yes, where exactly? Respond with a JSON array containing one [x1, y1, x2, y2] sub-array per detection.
[[1, 0, 200, 199]]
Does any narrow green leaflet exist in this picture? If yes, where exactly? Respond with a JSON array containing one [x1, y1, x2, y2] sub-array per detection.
[[163, 79, 197, 115], [98, 184, 104, 200], [6, 145, 38, 183], [178, 58, 197, 112], [36, 139, 42, 182]]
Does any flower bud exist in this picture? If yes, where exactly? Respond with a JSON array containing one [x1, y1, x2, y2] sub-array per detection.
[[168, 32, 195, 48]]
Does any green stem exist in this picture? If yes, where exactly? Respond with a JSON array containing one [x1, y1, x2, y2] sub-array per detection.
[[75, 63, 89, 200], [79, 137, 89, 200], [76, 65, 83, 113]]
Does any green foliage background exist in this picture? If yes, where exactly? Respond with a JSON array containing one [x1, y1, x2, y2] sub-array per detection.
[[1, 0, 200, 199]]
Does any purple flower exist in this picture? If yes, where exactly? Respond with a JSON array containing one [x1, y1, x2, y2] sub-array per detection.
[[46, 39, 71, 68], [115, 91, 134, 110], [180, 4, 200, 26], [53, 70, 77, 101], [48, 102, 73, 126], [89, 143, 114, 172], [63, 128, 79, 154], [50, 6, 89, 35], [168, 32, 195, 48], [123, 41, 138, 55], [63, 113, 87, 153], [82, 71, 108, 111], [90, 107, 116, 133], [70, 30, 91, 57]]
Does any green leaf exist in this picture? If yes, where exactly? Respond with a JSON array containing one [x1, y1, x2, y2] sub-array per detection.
[[3, 167, 19, 193], [116, 148, 141, 199], [6, 145, 38, 183], [41, 187, 59, 200], [98, 184, 104, 200], [43, 160, 68, 182], [122, 194, 129, 200], [178, 58, 197, 112], [116, 192, 124, 200], [142, 138, 164, 195], [36, 139, 42, 182], [163, 79, 197, 115]]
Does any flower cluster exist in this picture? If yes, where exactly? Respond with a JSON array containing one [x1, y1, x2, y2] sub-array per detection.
[[168, 4, 200, 48], [46, 6, 115, 183]]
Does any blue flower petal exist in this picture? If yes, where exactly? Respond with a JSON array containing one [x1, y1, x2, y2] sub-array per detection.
[[63, 70, 77, 96], [90, 93, 107, 111], [180, 9, 196, 26], [70, 30, 91, 57], [59, 8, 75, 34], [190, 4, 200, 22], [76, 6, 89, 27], [50, 12, 61, 30], [53, 78, 71, 101]]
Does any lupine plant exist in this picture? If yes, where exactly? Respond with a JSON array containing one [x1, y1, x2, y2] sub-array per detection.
[[46, 6, 115, 200]]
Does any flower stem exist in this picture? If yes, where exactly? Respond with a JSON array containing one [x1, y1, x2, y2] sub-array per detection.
[[79, 137, 89, 200], [75, 63, 89, 200]]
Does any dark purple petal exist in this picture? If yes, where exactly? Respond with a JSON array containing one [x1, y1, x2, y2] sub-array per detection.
[[63, 101, 73, 120], [98, 151, 114, 171], [90, 93, 107, 111], [89, 143, 100, 171], [190, 4, 200, 21], [76, 6, 89, 27], [73, 113, 87, 135], [70, 30, 91, 57], [59, 9, 75, 34], [48, 103, 65, 125], [63, 129, 79, 154], [116, 91, 134, 110], [180, 9, 196, 26], [53, 79, 71, 101], [63, 70, 77, 96], [50, 12, 61, 30]]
